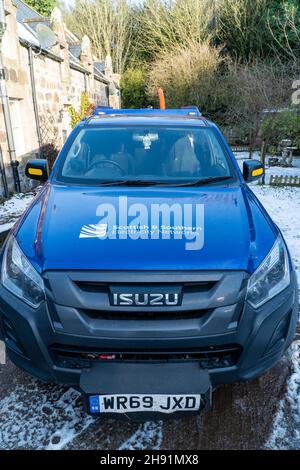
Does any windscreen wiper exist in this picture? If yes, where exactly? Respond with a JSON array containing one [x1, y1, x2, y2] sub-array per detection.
[[96, 180, 163, 186], [96, 176, 233, 187], [169, 176, 233, 187]]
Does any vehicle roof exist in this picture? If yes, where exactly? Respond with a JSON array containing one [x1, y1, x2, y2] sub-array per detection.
[[81, 115, 213, 129]]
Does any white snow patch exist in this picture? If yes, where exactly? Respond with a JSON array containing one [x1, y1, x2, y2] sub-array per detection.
[[119, 421, 163, 450], [252, 183, 300, 449], [0, 192, 36, 233], [266, 342, 300, 449], [234, 151, 261, 161], [0, 222, 15, 233], [252, 185, 300, 278], [0, 379, 94, 450], [266, 166, 300, 178]]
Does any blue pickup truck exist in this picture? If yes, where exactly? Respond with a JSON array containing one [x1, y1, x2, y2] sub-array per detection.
[[0, 107, 298, 419]]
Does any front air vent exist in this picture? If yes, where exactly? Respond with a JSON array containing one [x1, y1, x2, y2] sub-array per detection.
[[50, 344, 242, 370], [73, 280, 217, 295], [80, 308, 211, 321], [73, 281, 108, 293]]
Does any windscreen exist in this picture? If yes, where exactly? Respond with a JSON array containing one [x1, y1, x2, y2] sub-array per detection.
[[56, 126, 235, 185]]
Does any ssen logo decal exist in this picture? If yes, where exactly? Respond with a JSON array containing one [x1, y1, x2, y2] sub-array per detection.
[[79, 223, 108, 238], [79, 196, 204, 251]]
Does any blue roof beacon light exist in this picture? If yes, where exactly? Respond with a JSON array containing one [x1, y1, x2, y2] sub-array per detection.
[[92, 106, 202, 118]]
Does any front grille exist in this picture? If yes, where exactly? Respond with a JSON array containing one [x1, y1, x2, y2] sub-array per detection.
[[50, 343, 242, 370], [44, 271, 248, 340], [80, 308, 211, 321]]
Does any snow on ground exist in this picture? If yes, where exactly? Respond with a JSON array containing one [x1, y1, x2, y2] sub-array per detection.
[[266, 340, 300, 449], [119, 421, 163, 450], [252, 185, 300, 275], [0, 191, 36, 233], [234, 150, 300, 168], [0, 380, 94, 450], [0, 374, 164, 450], [252, 184, 300, 449]]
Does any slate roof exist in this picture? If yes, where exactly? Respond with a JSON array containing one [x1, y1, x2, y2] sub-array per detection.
[[94, 61, 105, 74], [69, 44, 81, 59], [13, 0, 110, 83], [14, 0, 44, 23], [93, 61, 109, 82]]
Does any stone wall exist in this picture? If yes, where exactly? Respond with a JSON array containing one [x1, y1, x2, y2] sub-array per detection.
[[0, 0, 120, 196]]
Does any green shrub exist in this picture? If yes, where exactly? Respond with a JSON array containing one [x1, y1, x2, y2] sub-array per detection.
[[148, 41, 225, 116], [261, 109, 300, 148], [120, 67, 151, 108], [68, 92, 94, 128], [25, 0, 56, 17]]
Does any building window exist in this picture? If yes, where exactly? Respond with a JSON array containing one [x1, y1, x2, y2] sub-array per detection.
[[9, 99, 25, 157]]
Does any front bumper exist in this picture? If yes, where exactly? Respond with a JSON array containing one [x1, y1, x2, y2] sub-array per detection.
[[0, 269, 298, 390]]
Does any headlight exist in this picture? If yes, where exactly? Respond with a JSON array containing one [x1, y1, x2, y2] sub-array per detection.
[[247, 236, 290, 308], [1, 235, 44, 308]]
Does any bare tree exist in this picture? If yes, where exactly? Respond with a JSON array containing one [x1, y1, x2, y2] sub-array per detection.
[[134, 0, 215, 60], [223, 61, 297, 149], [217, 0, 271, 61], [267, 3, 300, 64], [65, 0, 133, 73]]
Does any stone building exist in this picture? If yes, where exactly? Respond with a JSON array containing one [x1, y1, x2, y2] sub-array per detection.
[[0, 0, 120, 196]]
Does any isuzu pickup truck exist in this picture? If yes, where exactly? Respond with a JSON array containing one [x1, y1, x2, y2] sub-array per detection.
[[0, 107, 298, 419]]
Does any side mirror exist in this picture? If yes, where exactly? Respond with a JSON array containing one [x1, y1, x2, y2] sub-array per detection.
[[25, 159, 49, 182], [243, 160, 264, 183]]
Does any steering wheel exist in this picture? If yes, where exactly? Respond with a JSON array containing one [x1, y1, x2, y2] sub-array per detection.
[[87, 159, 125, 175]]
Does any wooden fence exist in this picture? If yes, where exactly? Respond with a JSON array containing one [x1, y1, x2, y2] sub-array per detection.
[[269, 175, 300, 187], [231, 146, 251, 153]]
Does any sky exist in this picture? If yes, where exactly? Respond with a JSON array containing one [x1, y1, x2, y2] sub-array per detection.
[[61, 0, 141, 6], [61, 0, 75, 7]]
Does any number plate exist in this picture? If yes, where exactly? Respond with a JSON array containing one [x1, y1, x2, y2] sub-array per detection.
[[89, 394, 201, 414]]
